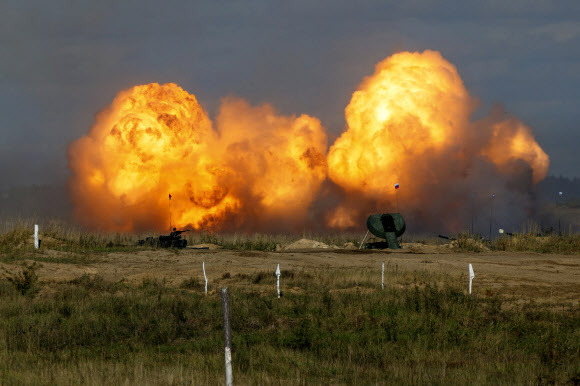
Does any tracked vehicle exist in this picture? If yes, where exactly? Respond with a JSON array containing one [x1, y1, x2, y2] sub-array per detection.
[[138, 228, 189, 249]]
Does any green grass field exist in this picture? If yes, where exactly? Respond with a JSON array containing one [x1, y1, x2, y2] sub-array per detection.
[[0, 219, 578, 383], [0, 263, 578, 384]]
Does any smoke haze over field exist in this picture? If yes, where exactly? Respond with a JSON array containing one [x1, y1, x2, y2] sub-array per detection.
[[325, 51, 548, 233]]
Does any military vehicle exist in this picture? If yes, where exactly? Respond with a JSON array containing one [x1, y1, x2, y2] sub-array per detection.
[[138, 228, 189, 249], [364, 213, 406, 249]]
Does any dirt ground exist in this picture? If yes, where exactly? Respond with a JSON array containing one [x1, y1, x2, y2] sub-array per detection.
[[4, 242, 579, 304]]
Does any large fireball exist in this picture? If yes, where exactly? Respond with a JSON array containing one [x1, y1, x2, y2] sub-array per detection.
[[68, 83, 327, 232], [327, 50, 549, 231], [68, 51, 549, 233]]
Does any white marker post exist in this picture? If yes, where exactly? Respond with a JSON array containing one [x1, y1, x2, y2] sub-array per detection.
[[221, 288, 233, 386], [381, 262, 385, 289], [468, 264, 475, 294], [34, 224, 39, 249], [203, 262, 208, 294], [275, 264, 281, 298]]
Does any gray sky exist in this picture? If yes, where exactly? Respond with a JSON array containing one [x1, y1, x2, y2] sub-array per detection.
[[1, 0, 579, 187]]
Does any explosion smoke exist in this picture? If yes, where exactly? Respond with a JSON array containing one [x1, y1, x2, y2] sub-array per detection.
[[68, 50, 549, 233], [327, 50, 549, 232], [68, 84, 327, 231]]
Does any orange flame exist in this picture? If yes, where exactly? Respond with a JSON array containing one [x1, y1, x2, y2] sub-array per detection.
[[327, 50, 549, 229], [68, 84, 327, 231], [68, 51, 549, 233]]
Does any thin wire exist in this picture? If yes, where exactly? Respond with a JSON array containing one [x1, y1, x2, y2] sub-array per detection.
[[359, 230, 369, 249]]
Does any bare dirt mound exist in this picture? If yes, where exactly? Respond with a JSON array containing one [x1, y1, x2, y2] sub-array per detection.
[[401, 242, 447, 254], [342, 242, 357, 250], [283, 238, 338, 250]]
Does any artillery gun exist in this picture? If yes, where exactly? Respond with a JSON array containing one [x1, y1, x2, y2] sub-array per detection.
[[364, 213, 406, 249], [138, 228, 189, 249]]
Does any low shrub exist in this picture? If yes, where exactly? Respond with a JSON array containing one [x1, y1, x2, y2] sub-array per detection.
[[494, 233, 580, 254], [3, 262, 39, 296]]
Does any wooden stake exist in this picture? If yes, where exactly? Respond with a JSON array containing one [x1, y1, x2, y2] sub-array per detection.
[[203, 262, 207, 294], [34, 224, 39, 249], [468, 264, 475, 294], [381, 262, 384, 289], [275, 264, 281, 298], [221, 288, 233, 386]]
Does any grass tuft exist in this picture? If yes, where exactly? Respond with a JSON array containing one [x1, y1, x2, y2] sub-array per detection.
[[2, 262, 39, 296], [452, 232, 486, 252], [494, 233, 580, 254]]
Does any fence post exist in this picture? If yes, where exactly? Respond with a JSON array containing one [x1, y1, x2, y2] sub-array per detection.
[[221, 288, 233, 386], [203, 262, 207, 294], [468, 264, 475, 294], [381, 262, 384, 289], [34, 224, 39, 249], [275, 264, 281, 298]]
